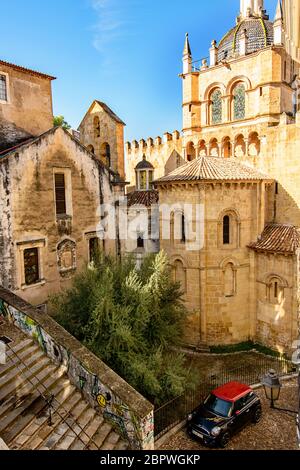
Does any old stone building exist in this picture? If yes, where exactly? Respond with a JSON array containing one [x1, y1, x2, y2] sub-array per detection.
[[0, 60, 125, 307], [126, 0, 300, 353]]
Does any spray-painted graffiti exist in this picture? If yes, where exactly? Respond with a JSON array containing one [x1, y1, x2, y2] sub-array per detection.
[[0, 294, 154, 450]]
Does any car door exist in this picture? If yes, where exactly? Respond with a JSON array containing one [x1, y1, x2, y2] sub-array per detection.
[[232, 397, 249, 432]]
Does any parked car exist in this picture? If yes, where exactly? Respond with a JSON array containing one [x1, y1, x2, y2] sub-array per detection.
[[187, 381, 262, 448]]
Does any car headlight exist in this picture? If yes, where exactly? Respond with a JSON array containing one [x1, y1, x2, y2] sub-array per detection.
[[211, 426, 221, 437], [187, 414, 193, 422]]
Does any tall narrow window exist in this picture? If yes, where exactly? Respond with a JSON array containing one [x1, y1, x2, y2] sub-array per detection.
[[100, 143, 111, 167], [24, 248, 39, 285], [94, 116, 100, 138], [0, 75, 7, 101], [233, 83, 246, 120], [211, 89, 222, 124], [55, 173, 66, 216], [89, 237, 99, 263], [223, 215, 230, 245], [181, 214, 186, 243]]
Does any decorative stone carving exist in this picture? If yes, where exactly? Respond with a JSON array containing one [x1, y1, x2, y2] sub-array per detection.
[[57, 239, 76, 278]]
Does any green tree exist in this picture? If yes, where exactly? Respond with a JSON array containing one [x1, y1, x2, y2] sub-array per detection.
[[52, 251, 190, 405], [53, 115, 71, 130]]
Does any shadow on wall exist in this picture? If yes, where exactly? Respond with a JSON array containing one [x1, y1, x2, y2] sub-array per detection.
[[164, 150, 184, 176]]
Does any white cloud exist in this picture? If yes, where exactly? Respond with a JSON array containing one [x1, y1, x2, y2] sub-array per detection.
[[90, 0, 128, 53]]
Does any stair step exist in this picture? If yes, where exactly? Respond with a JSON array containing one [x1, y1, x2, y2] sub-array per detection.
[[0, 348, 46, 393], [92, 422, 113, 448], [0, 360, 57, 413], [101, 431, 121, 450], [0, 343, 39, 378], [23, 391, 82, 450], [0, 367, 67, 442], [41, 400, 90, 450], [115, 439, 129, 450], [54, 408, 96, 450], [70, 415, 104, 450], [12, 382, 76, 449]]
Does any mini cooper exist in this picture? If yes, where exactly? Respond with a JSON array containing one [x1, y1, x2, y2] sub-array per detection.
[[187, 381, 262, 448]]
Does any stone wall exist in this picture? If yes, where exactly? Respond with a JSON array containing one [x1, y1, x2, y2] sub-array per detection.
[[0, 127, 121, 307], [0, 62, 54, 137], [125, 131, 183, 191], [78, 101, 125, 178], [0, 286, 154, 450]]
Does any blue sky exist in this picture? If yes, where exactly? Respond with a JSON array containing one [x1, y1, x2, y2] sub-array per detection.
[[2, 0, 276, 141]]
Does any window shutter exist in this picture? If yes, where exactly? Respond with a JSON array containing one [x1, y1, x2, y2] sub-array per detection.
[[55, 173, 66, 215]]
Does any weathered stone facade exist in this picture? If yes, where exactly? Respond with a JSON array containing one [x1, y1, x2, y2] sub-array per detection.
[[0, 127, 123, 307], [78, 101, 125, 178], [126, 0, 300, 353]]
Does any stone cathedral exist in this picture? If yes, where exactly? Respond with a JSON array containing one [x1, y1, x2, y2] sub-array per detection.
[[125, 0, 300, 354]]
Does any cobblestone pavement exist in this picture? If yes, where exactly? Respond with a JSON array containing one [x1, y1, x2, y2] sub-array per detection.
[[160, 379, 299, 451]]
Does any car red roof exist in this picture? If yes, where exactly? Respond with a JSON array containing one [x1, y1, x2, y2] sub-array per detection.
[[212, 382, 252, 402]]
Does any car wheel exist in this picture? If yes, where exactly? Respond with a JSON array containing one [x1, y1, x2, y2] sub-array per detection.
[[252, 407, 262, 424], [219, 432, 230, 448]]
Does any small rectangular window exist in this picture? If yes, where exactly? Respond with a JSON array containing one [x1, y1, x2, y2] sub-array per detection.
[[0, 75, 7, 101], [89, 237, 99, 263], [275, 182, 279, 195], [24, 248, 39, 285], [260, 87, 263, 97], [55, 173, 66, 215]]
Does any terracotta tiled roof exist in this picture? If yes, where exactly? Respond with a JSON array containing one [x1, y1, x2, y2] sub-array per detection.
[[248, 223, 300, 255], [0, 59, 56, 80], [127, 190, 159, 207], [155, 156, 272, 183]]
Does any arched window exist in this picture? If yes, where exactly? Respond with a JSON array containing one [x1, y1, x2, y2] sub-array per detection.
[[222, 137, 231, 158], [234, 134, 246, 157], [186, 142, 196, 161], [267, 277, 284, 304], [210, 89, 222, 125], [94, 116, 100, 138], [223, 215, 230, 244], [209, 138, 219, 157], [248, 132, 261, 157], [224, 263, 236, 297], [199, 140, 207, 156], [233, 83, 246, 120], [0, 74, 8, 102], [100, 142, 111, 167], [173, 260, 186, 293]]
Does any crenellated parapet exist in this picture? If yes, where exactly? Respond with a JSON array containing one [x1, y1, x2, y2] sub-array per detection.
[[125, 130, 183, 191]]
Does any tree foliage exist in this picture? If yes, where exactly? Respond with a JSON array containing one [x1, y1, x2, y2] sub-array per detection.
[[52, 251, 190, 405], [53, 115, 71, 130]]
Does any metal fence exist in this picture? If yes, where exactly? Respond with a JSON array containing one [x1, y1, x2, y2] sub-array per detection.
[[154, 355, 295, 440]]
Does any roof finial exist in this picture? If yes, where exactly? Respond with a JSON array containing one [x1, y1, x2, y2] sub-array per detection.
[[274, 0, 283, 21], [183, 32, 192, 57]]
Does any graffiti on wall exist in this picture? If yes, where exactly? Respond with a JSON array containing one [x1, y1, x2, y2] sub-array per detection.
[[0, 297, 154, 450]]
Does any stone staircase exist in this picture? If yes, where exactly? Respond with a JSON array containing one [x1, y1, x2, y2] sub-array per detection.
[[0, 337, 128, 450]]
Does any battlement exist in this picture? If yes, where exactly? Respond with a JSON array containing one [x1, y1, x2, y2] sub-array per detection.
[[126, 130, 181, 153]]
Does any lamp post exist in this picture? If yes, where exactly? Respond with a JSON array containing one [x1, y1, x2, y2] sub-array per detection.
[[261, 369, 282, 409]]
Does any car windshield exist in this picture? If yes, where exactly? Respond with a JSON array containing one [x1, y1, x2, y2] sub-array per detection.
[[204, 394, 232, 417]]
